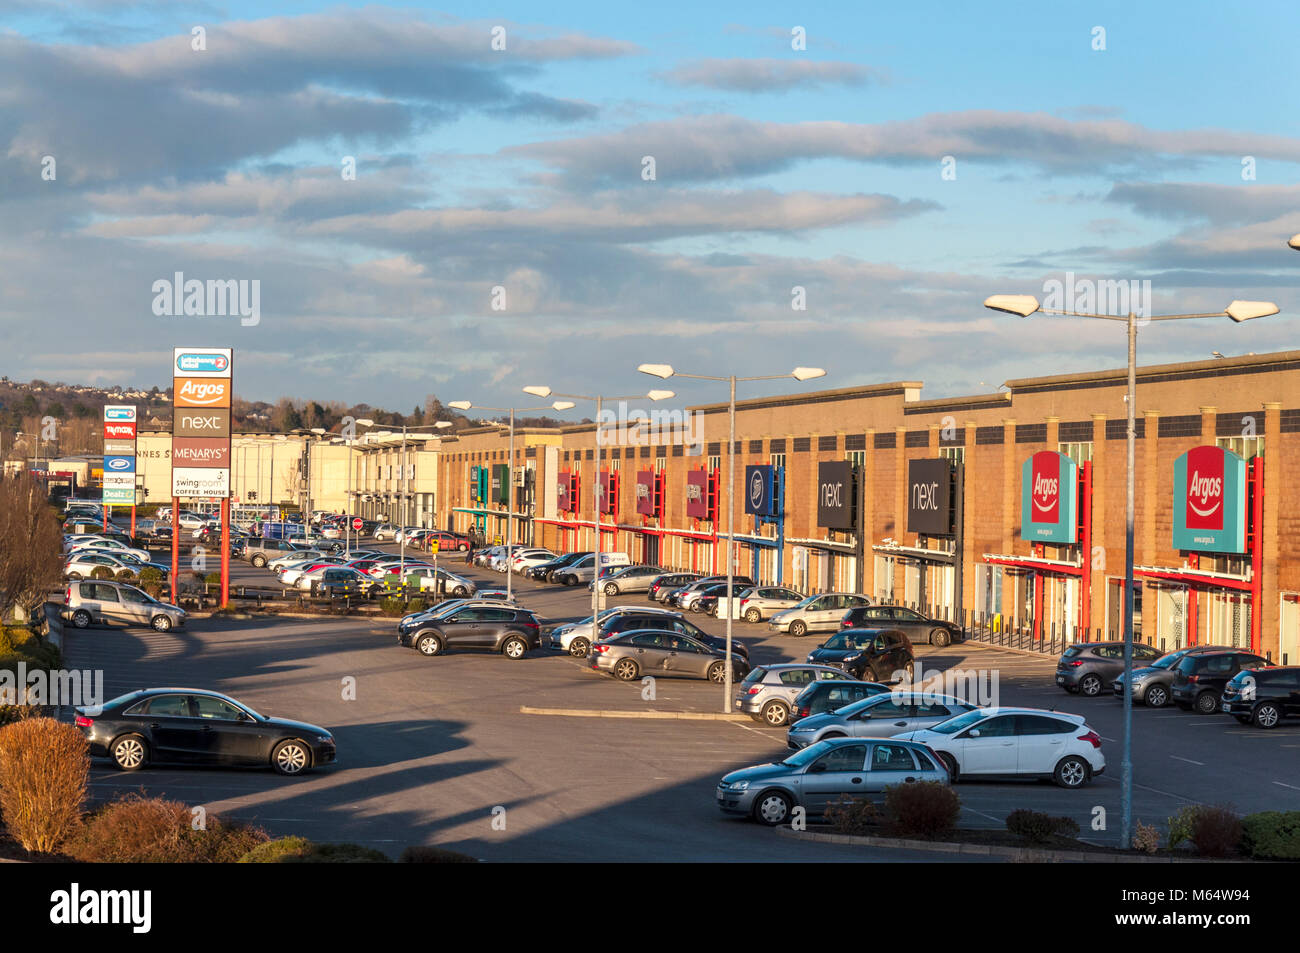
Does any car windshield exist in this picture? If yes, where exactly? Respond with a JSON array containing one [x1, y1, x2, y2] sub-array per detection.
[[740, 667, 766, 685], [780, 741, 834, 768], [791, 594, 821, 609], [928, 709, 988, 735], [1151, 651, 1185, 670], [823, 633, 868, 651]]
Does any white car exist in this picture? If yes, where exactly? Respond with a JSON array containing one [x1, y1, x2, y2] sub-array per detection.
[[64, 551, 147, 580], [373, 524, 400, 542], [279, 559, 346, 587], [768, 593, 872, 637], [897, 707, 1105, 788], [70, 542, 152, 563], [508, 549, 556, 573], [379, 566, 477, 597], [549, 604, 680, 656]]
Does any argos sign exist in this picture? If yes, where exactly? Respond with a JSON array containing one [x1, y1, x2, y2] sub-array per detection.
[[174, 378, 231, 408], [1173, 446, 1246, 554], [1020, 451, 1078, 544]]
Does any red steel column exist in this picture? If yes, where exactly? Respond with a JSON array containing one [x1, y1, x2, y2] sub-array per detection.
[[1080, 461, 1092, 638], [170, 496, 180, 604], [1250, 458, 1264, 654], [220, 497, 230, 608]]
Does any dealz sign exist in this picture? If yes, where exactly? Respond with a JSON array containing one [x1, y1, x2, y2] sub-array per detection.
[[1020, 451, 1078, 544], [1172, 446, 1246, 554]]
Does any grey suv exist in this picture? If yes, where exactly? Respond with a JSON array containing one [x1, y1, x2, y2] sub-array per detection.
[[735, 664, 852, 727], [1112, 644, 1234, 707], [243, 538, 311, 568], [1056, 641, 1164, 696], [64, 579, 187, 632], [400, 605, 543, 659]]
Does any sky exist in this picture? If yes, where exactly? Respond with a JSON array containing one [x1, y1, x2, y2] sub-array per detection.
[[2, 0, 1299, 415]]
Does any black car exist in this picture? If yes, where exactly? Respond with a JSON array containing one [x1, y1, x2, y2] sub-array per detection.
[[75, 688, 336, 776], [1221, 666, 1300, 728], [528, 551, 591, 581], [788, 679, 890, 723], [692, 582, 739, 616], [1171, 649, 1272, 714], [805, 628, 914, 682], [840, 604, 963, 647], [648, 572, 703, 603], [400, 604, 543, 659], [1056, 640, 1164, 696], [597, 612, 750, 660]]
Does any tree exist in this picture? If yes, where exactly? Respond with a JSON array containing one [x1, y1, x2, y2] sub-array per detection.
[[0, 473, 64, 621]]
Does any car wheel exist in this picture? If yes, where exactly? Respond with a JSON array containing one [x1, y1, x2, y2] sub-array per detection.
[[761, 701, 789, 727], [1254, 703, 1282, 729], [1053, 755, 1090, 788], [416, 634, 443, 657], [789, 620, 807, 637], [613, 658, 639, 681], [931, 629, 951, 648], [68, 572, 82, 581], [604, 583, 618, 597], [1194, 691, 1219, 715], [937, 752, 959, 781], [272, 739, 311, 776], [111, 735, 148, 771], [150, 614, 173, 632], [458, 543, 468, 552], [561, 575, 575, 587], [745, 608, 762, 624], [1143, 685, 1170, 708], [71, 609, 92, 629], [252, 555, 266, 568], [900, 660, 915, 682], [710, 604, 720, 618], [706, 661, 727, 683], [752, 790, 793, 826], [453, 586, 469, 598], [569, 637, 591, 657], [1079, 674, 1103, 697], [502, 636, 528, 660]]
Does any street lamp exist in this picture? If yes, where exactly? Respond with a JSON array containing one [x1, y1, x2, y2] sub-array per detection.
[[520, 385, 675, 639], [984, 292, 1279, 850], [1288, 234, 1300, 251], [345, 418, 375, 553], [448, 400, 575, 600], [395, 421, 452, 577], [636, 364, 827, 713]]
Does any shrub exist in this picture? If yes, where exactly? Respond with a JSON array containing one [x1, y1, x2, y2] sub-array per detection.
[[1005, 809, 1080, 844], [237, 837, 390, 863], [68, 795, 267, 862], [823, 796, 879, 835], [400, 845, 478, 863], [379, 598, 407, 617], [0, 702, 41, 728], [115, 568, 138, 583], [0, 716, 88, 853], [1167, 805, 1197, 848], [882, 781, 960, 838], [1167, 804, 1242, 857], [239, 836, 314, 863], [89, 566, 114, 580], [138, 567, 164, 586], [1132, 821, 1160, 854], [0, 626, 61, 669], [204, 572, 222, 586], [1240, 811, 1300, 859]]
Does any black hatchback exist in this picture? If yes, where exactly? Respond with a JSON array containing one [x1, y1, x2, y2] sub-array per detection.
[[400, 604, 543, 659], [75, 688, 336, 776], [805, 628, 914, 682], [788, 679, 890, 723], [1172, 649, 1272, 714], [1221, 666, 1300, 727]]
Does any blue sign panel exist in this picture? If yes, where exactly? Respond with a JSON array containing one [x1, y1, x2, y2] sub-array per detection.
[[744, 465, 775, 517], [104, 455, 136, 474]]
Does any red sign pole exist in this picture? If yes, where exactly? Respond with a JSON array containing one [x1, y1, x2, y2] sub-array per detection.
[[220, 497, 230, 608], [1079, 461, 1092, 640], [170, 496, 181, 604], [1249, 459, 1264, 655], [130, 505, 136, 540]]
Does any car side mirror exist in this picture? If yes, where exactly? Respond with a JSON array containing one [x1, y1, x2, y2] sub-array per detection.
[[968, 729, 981, 738], [808, 763, 827, 773]]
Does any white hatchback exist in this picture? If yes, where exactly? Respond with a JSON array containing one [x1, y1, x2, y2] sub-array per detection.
[[897, 707, 1104, 788]]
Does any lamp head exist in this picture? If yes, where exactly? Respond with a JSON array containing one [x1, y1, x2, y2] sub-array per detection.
[[637, 363, 674, 379], [983, 294, 1041, 317], [522, 385, 551, 398]]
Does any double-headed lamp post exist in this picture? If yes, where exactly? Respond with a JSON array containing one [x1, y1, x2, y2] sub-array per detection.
[[447, 400, 576, 600], [983, 293, 1280, 850], [520, 385, 676, 636], [637, 364, 827, 713], [346, 418, 376, 554]]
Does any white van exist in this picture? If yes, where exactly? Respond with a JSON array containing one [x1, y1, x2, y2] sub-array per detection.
[[555, 551, 630, 586]]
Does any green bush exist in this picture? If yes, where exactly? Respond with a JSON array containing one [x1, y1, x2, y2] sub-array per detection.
[[115, 568, 138, 583], [400, 845, 478, 863], [204, 572, 222, 586], [139, 567, 164, 585], [823, 796, 879, 835], [238, 836, 314, 863], [1168, 804, 1242, 856], [882, 781, 960, 838], [1240, 811, 1300, 859], [1005, 809, 1081, 844], [379, 598, 407, 617], [89, 566, 114, 580], [1167, 805, 1197, 848], [238, 837, 390, 863], [0, 626, 61, 670]]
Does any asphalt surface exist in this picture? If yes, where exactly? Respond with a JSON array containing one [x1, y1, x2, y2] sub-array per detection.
[[61, 539, 1300, 861]]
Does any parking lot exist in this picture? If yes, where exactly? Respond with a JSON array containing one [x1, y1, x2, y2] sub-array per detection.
[[63, 540, 1300, 860]]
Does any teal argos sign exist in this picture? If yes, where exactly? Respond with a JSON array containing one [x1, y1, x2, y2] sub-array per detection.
[[1020, 451, 1078, 544], [1172, 446, 1247, 554]]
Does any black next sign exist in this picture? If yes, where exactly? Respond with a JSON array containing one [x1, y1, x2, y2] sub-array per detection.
[[816, 460, 855, 529], [906, 458, 953, 536]]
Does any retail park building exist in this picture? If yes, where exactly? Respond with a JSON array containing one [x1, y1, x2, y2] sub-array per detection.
[[132, 350, 1300, 663]]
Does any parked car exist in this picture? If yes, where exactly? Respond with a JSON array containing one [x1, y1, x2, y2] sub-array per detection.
[[69, 539, 151, 562], [648, 572, 703, 603], [76, 688, 336, 775], [670, 576, 754, 612], [840, 604, 963, 647], [734, 585, 806, 622], [591, 564, 664, 596], [474, 545, 506, 568], [309, 567, 381, 598], [399, 604, 544, 659], [692, 582, 742, 616], [550, 604, 680, 656], [589, 630, 749, 683], [805, 628, 915, 682], [64, 580, 186, 632], [373, 523, 400, 542], [1221, 666, 1300, 728], [734, 664, 853, 726], [897, 707, 1105, 788], [420, 531, 470, 553], [596, 611, 750, 661], [554, 553, 632, 587], [1112, 644, 1235, 708], [528, 551, 592, 581], [280, 559, 348, 587], [509, 548, 559, 573], [1056, 641, 1164, 696], [716, 737, 949, 826], [243, 538, 312, 568], [788, 680, 891, 724], [378, 566, 477, 598], [769, 593, 872, 637], [1171, 649, 1272, 714], [397, 599, 512, 636], [787, 692, 979, 749], [64, 551, 168, 581]]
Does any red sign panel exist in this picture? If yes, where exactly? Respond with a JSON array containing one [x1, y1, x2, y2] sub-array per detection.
[[1184, 445, 1226, 530], [1029, 451, 1061, 524], [104, 421, 136, 440], [353, 517, 364, 531], [557, 470, 571, 512], [686, 469, 710, 520]]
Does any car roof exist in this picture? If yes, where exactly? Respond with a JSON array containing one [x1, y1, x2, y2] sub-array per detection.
[[758, 663, 843, 672], [967, 707, 1086, 722]]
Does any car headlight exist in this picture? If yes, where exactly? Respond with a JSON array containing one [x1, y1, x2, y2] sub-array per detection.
[[316, 734, 333, 744], [725, 780, 750, 791]]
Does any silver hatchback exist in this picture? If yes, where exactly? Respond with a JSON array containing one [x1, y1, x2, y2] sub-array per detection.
[[786, 692, 979, 749], [735, 664, 852, 727], [64, 579, 187, 632]]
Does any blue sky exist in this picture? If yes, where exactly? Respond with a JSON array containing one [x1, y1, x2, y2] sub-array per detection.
[[2, 0, 1299, 412]]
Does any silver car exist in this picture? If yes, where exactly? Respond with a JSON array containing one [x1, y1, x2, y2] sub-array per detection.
[[786, 692, 979, 749], [591, 564, 664, 596], [769, 592, 872, 637], [735, 663, 853, 727], [550, 604, 679, 656], [716, 737, 950, 825], [64, 579, 187, 632], [734, 586, 805, 623]]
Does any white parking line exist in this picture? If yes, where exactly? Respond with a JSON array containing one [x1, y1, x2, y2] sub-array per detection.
[[1169, 755, 1204, 766]]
